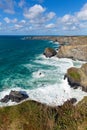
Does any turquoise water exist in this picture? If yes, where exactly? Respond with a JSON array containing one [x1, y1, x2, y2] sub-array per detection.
[[0, 36, 59, 90], [0, 36, 87, 106]]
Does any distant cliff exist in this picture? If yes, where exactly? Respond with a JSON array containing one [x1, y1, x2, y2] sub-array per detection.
[[26, 35, 87, 61], [24, 36, 87, 45]]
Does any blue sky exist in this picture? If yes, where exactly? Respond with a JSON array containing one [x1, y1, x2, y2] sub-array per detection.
[[0, 0, 87, 35]]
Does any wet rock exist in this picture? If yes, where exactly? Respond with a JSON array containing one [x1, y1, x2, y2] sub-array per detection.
[[70, 98, 77, 104], [0, 90, 29, 103], [43, 47, 57, 58], [0, 95, 10, 103]]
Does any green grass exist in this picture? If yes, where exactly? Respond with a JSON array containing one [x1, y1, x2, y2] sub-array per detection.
[[68, 68, 81, 82], [0, 97, 87, 130]]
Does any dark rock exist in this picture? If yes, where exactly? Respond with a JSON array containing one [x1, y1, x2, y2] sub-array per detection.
[[0, 95, 10, 103], [67, 77, 81, 88], [0, 90, 29, 103], [70, 98, 77, 104], [64, 74, 67, 80], [44, 48, 57, 58], [9, 90, 29, 102]]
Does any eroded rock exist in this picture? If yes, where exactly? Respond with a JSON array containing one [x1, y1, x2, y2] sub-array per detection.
[[65, 63, 87, 92], [0, 90, 29, 103], [44, 48, 57, 58]]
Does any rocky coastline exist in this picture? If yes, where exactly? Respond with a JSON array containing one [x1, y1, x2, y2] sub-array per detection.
[[41, 36, 87, 92], [0, 36, 87, 130], [24, 35, 87, 45], [64, 63, 87, 92]]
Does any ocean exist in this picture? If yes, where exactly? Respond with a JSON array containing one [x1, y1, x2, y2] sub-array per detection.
[[0, 36, 87, 106]]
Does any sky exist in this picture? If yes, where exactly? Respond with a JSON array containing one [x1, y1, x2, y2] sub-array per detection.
[[0, 0, 87, 35]]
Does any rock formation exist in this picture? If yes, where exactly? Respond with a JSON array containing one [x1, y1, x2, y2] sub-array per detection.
[[43, 47, 57, 58], [65, 63, 87, 92], [0, 90, 29, 103]]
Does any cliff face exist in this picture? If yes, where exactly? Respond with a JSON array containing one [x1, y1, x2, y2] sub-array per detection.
[[57, 45, 87, 61], [55, 36, 87, 45]]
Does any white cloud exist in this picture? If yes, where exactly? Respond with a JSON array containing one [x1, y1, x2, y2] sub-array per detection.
[[4, 17, 17, 24], [61, 14, 78, 24], [53, 3, 87, 32], [77, 3, 87, 20], [20, 20, 26, 24], [62, 25, 78, 31], [14, 24, 23, 29], [4, 17, 11, 23], [45, 23, 55, 29], [46, 12, 56, 20], [24, 4, 45, 19], [1, 1, 87, 35], [23, 4, 56, 29], [23, 4, 56, 31], [13, 20, 26, 30], [57, 15, 78, 31], [71, 26, 77, 30], [61, 14, 71, 23], [12, 18, 18, 23]]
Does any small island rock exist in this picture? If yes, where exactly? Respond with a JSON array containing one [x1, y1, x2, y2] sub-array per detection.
[[43, 47, 57, 58]]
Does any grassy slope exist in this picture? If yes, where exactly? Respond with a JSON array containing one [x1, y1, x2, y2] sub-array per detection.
[[0, 97, 87, 130]]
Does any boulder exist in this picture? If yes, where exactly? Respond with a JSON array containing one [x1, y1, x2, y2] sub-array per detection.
[[57, 45, 87, 61], [65, 63, 87, 92], [43, 48, 57, 58], [0, 90, 29, 103]]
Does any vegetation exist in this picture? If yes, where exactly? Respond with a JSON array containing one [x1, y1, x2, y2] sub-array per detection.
[[0, 97, 87, 130], [68, 68, 81, 82]]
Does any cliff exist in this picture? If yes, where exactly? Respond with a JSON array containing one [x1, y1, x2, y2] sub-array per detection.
[[65, 63, 87, 92], [57, 44, 87, 61], [25, 36, 87, 45], [0, 97, 87, 130]]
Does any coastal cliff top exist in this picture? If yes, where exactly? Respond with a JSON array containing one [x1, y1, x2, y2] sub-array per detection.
[[24, 36, 87, 45]]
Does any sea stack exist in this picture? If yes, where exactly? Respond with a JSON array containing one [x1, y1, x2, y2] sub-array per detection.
[[43, 47, 57, 58]]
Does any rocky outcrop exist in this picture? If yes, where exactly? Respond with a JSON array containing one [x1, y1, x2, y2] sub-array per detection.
[[65, 63, 87, 92], [43, 47, 57, 58], [57, 45, 87, 61], [0, 90, 29, 103]]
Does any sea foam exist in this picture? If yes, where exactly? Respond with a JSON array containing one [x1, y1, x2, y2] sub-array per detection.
[[0, 54, 87, 107]]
